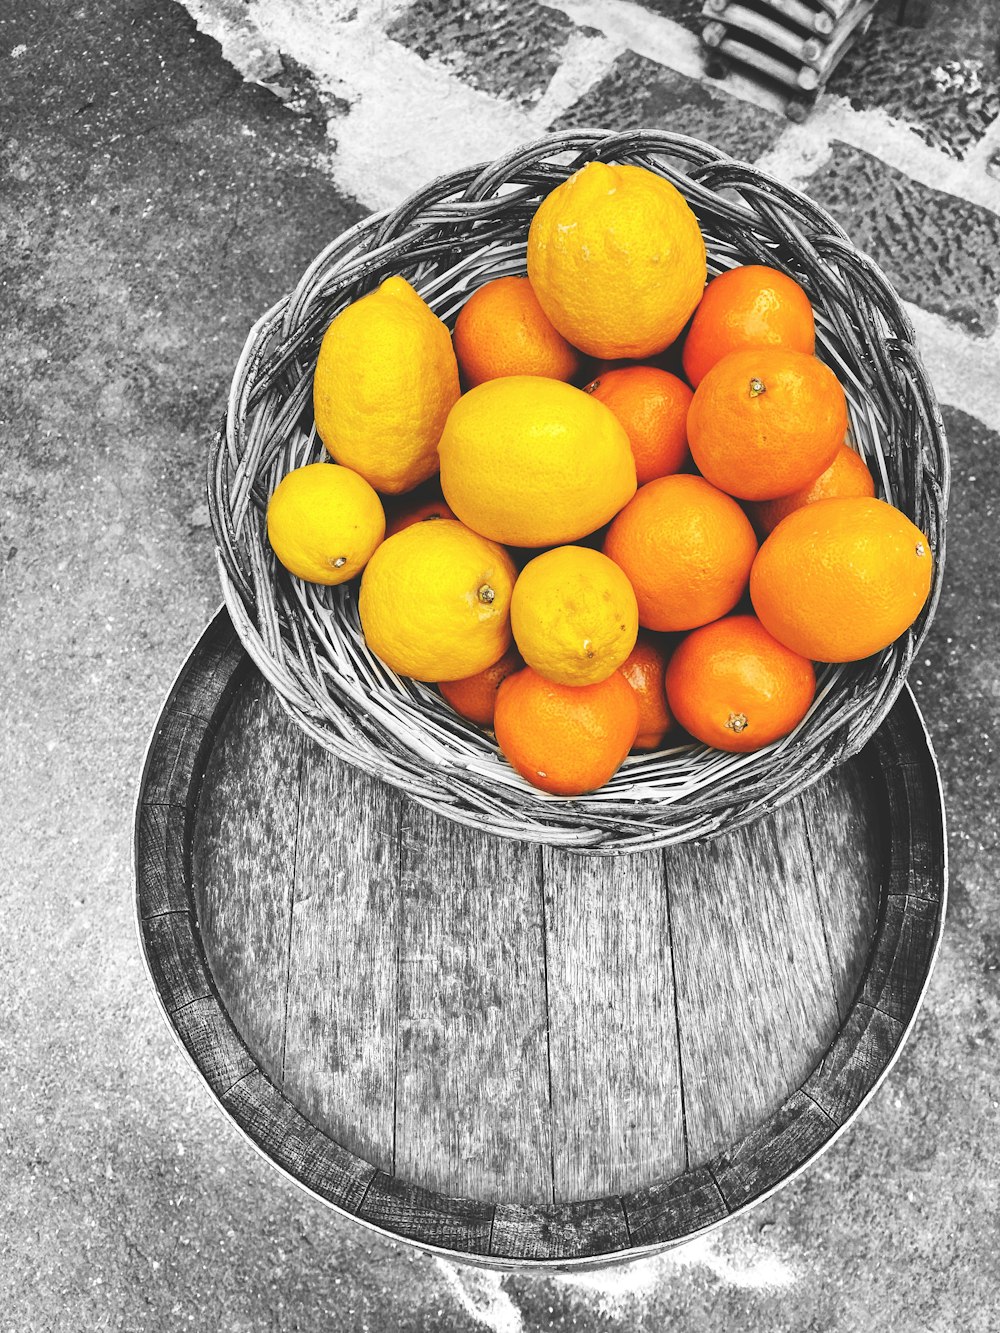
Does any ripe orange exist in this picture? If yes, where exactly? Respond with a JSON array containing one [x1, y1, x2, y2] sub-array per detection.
[[750, 497, 933, 662], [747, 443, 875, 535], [438, 645, 524, 728], [666, 615, 815, 753], [618, 634, 673, 751], [603, 474, 758, 632], [584, 366, 692, 485], [687, 348, 847, 500], [494, 667, 639, 796], [682, 265, 816, 388], [527, 161, 707, 359], [385, 496, 456, 538], [453, 276, 581, 387]]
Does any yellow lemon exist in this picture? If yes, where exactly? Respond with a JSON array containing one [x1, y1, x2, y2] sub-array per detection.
[[266, 462, 385, 585], [511, 546, 639, 685], [359, 519, 516, 681], [438, 376, 636, 547], [313, 275, 460, 494], [527, 161, 707, 359]]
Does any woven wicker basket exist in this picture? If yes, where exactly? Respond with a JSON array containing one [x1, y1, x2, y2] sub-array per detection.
[[208, 128, 948, 853]]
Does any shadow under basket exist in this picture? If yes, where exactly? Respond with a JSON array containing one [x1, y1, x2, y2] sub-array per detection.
[[208, 128, 948, 853]]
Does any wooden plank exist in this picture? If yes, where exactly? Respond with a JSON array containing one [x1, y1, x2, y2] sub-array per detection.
[[625, 1168, 728, 1248], [171, 996, 257, 1093], [542, 846, 685, 1201], [861, 894, 941, 1023], [666, 799, 845, 1167], [803, 1000, 904, 1125], [136, 804, 192, 918], [800, 755, 885, 1021], [191, 675, 304, 1082], [143, 912, 213, 1013], [491, 1197, 629, 1261], [222, 1069, 376, 1213], [280, 746, 403, 1173], [357, 1173, 494, 1255], [394, 804, 551, 1205], [707, 1088, 835, 1210]]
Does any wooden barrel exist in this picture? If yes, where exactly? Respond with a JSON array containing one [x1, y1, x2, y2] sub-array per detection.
[[135, 611, 946, 1269]]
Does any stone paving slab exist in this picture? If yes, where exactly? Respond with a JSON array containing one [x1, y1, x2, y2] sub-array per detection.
[[3, 0, 1000, 1329]]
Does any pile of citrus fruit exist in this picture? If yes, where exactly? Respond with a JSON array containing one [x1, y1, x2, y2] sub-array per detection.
[[266, 161, 933, 797]]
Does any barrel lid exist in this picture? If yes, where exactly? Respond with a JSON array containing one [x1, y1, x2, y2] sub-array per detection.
[[134, 610, 946, 1268]]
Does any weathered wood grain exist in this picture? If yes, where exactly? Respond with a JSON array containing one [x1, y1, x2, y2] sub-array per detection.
[[222, 1070, 376, 1213], [143, 912, 213, 1013], [491, 1197, 629, 1261], [666, 799, 846, 1166], [707, 1088, 835, 1211], [170, 996, 257, 1093], [625, 1167, 728, 1248], [192, 676, 304, 1081], [542, 846, 685, 1201], [137, 804, 192, 918], [803, 1000, 904, 1124], [861, 894, 941, 1023], [281, 746, 402, 1173], [357, 1173, 493, 1255], [802, 756, 885, 1022], [394, 803, 551, 1204]]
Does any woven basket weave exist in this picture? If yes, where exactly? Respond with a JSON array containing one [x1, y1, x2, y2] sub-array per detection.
[[208, 128, 948, 852]]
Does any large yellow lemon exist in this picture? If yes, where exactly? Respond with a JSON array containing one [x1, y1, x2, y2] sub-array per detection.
[[438, 376, 637, 547], [511, 546, 639, 685], [313, 275, 460, 494], [266, 462, 385, 584], [359, 520, 516, 681], [527, 161, 707, 359]]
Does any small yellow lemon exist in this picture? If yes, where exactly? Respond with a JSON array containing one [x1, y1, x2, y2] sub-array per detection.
[[527, 161, 707, 359], [438, 376, 636, 547], [511, 546, 639, 686], [313, 275, 460, 494], [359, 520, 516, 681], [266, 462, 385, 585]]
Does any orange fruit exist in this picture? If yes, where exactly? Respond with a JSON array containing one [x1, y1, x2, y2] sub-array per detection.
[[453, 276, 581, 387], [682, 265, 816, 388], [510, 546, 639, 686], [603, 474, 758, 631], [584, 366, 692, 485], [266, 462, 385, 585], [527, 161, 707, 359], [747, 443, 875, 536], [494, 667, 639, 796], [750, 497, 933, 662], [439, 376, 636, 547], [385, 496, 456, 538], [618, 634, 673, 751], [688, 348, 848, 500], [313, 275, 460, 494], [438, 645, 524, 728], [359, 519, 516, 681], [665, 615, 815, 753]]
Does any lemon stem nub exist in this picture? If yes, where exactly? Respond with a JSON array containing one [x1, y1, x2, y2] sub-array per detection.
[[478, 583, 496, 604], [332, 556, 347, 568], [725, 711, 749, 733], [748, 378, 766, 398], [915, 542, 926, 557]]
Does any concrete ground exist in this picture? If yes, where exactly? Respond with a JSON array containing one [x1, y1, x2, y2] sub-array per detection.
[[2, 0, 999, 1328]]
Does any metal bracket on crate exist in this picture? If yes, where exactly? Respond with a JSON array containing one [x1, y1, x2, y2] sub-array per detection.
[[701, 0, 878, 120]]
